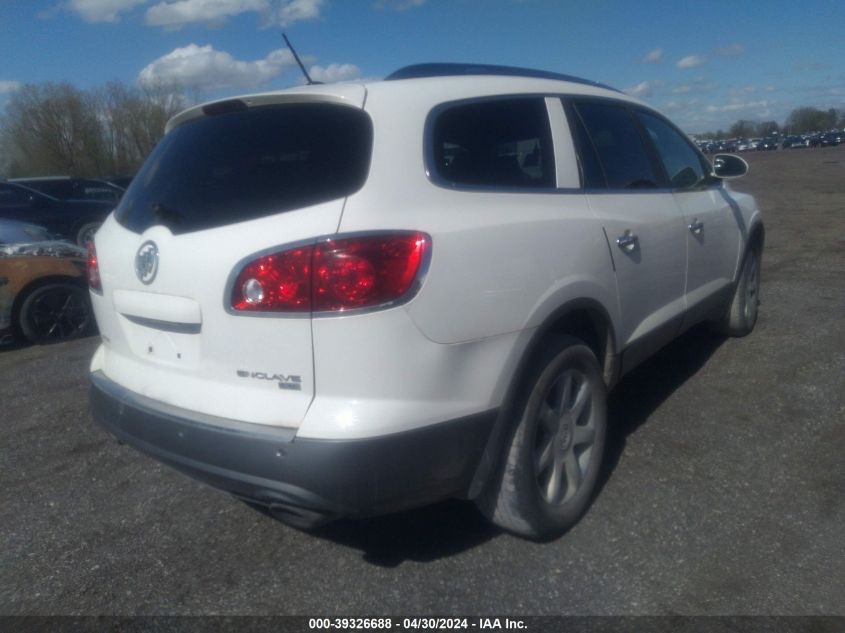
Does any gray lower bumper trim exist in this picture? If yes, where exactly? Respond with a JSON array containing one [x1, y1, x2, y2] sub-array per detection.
[[90, 371, 497, 521]]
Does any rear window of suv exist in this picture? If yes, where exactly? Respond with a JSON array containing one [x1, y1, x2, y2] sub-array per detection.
[[115, 102, 373, 235]]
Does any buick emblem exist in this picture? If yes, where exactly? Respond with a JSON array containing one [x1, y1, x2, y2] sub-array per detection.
[[135, 241, 159, 285]]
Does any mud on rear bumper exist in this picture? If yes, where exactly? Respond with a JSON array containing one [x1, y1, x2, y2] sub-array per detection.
[[89, 371, 496, 527]]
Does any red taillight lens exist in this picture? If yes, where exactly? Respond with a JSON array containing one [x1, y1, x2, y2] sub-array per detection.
[[87, 240, 102, 293], [230, 232, 429, 313], [231, 247, 312, 312], [314, 234, 427, 311]]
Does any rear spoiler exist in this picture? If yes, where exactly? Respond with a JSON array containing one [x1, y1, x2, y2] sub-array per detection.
[[165, 84, 368, 133]]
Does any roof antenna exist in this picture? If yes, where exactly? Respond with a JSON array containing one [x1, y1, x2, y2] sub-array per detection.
[[282, 33, 320, 85]]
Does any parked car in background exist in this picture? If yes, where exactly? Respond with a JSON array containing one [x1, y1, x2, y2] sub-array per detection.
[[0, 219, 93, 344], [0, 181, 115, 246], [88, 63, 764, 539], [782, 135, 808, 149], [104, 175, 135, 190], [717, 139, 738, 152], [10, 177, 125, 203], [818, 132, 841, 147], [805, 134, 822, 148], [695, 140, 718, 154], [758, 138, 779, 151]]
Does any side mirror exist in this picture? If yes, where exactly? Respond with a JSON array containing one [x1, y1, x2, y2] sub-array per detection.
[[712, 153, 749, 179]]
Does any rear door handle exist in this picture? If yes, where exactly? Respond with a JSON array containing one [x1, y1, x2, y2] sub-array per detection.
[[616, 230, 638, 253], [688, 219, 704, 235]]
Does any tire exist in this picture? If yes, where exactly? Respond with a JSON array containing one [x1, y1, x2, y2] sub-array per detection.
[[478, 335, 607, 539], [717, 245, 761, 337], [75, 222, 101, 247], [17, 283, 93, 344]]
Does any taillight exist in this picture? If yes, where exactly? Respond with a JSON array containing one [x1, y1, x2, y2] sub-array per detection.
[[231, 247, 312, 313], [87, 240, 102, 293], [230, 232, 430, 314]]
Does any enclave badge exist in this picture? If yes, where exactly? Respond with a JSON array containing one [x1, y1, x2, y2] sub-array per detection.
[[135, 241, 159, 285]]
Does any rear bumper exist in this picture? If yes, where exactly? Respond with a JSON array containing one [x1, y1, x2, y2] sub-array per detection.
[[90, 371, 496, 526]]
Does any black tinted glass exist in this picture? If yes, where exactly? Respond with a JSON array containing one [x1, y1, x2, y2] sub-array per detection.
[[564, 101, 606, 188], [637, 111, 707, 189], [0, 185, 33, 208], [27, 181, 72, 198], [116, 103, 373, 235], [573, 102, 659, 189], [432, 98, 555, 188]]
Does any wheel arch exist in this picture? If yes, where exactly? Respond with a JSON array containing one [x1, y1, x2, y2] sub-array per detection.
[[748, 219, 765, 254], [734, 219, 765, 284], [11, 274, 88, 335], [72, 219, 103, 246], [468, 297, 618, 499]]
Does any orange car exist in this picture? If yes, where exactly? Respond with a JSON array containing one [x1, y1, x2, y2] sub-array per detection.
[[0, 220, 93, 344]]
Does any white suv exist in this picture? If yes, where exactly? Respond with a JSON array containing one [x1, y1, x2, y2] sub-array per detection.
[[88, 63, 764, 539]]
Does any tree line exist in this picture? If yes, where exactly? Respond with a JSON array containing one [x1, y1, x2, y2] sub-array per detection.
[[3, 81, 844, 177], [0, 81, 189, 178], [696, 106, 845, 140]]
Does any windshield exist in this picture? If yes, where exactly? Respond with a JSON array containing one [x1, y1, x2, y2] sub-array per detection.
[[115, 102, 373, 235]]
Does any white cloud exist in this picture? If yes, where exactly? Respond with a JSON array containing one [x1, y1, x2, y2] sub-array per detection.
[[715, 43, 745, 57], [373, 0, 425, 9], [623, 80, 659, 98], [138, 44, 296, 92], [704, 100, 769, 114], [144, 0, 322, 27], [677, 55, 706, 69], [641, 48, 663, 64], [62, 0, 148, 22], [145, 0, 266, 26], [0, 80, 21, 94], [672, 85, 691, 94], [274, 0, 323, 26], [307, 63, 361, 83]]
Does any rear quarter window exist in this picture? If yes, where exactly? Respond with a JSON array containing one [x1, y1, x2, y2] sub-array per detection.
[[429, 98, 555, 189], [116, 102, 373, 235]]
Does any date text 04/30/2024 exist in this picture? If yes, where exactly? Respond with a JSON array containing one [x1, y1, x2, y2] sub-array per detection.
[[308, 618, 527, 630]]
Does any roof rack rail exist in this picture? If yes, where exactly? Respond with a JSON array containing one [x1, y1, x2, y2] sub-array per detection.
[[385, 63, 620, 92]]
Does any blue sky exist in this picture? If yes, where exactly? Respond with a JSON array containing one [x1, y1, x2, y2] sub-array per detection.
[[1, 0, 844, 133]]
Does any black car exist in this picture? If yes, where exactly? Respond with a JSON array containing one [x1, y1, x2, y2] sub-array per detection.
[[9, 177, 124, 203], [757, 137, 779, 151], [0, 181, 115, 246], [818, 132, 842, 147], [782, 135, 808, 149], [104, 175, 134, 190]]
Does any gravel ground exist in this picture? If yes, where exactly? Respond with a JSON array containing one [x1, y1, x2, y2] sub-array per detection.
[[1, 146, 843, 616]]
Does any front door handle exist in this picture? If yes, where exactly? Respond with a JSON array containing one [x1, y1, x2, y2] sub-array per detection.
[[616, 230, 638, 253], [689, 219, 704, 235]]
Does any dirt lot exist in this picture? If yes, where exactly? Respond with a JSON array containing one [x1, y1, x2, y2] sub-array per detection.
[[1, 146, 843, 616]]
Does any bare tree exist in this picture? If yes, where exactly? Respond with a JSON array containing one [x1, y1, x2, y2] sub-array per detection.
[[1, 80, 189, 178], [728, 119, 757, 139], [2, 83, 106, 176], [756, 121, 780, 137], [784, 107, 838, 134]]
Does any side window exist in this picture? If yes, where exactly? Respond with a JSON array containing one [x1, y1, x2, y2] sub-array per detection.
[[637, 111, 707, 189], [572, 101, 659, 189], [432, 98, 555, 189], [37, 182, 69, 198], [0, 185, 33, 208], [563, 101, 605, 189]]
